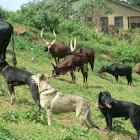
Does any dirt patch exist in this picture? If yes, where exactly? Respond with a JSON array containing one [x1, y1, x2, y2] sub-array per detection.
[[14, 26, 26, 35]]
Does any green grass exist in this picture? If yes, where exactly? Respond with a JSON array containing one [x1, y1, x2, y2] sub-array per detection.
[[0, 27, 140, 140]]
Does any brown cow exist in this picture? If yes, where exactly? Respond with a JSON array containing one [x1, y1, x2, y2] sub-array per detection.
[[76, 48, 95, 72], [41, 29, 76, 64], [52, 53, 88, 84]]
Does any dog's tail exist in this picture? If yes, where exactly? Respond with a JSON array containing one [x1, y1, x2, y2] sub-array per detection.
[[87, 110, 99, 129], [29, 78, 41, 108]]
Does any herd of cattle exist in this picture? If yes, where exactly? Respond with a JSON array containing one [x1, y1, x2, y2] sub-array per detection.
[[1, 20, 140, 140]]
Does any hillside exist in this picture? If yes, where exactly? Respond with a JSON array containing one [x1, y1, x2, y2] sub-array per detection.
[[0, 24, 140, 140]]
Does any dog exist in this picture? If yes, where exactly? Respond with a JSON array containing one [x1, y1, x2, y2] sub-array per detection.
[[98, 91, 140, 140], [0, 60, 40, 107], [32, 73, 99, 130]]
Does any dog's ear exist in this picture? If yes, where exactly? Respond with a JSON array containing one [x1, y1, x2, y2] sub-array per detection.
[[39, 73, 46, 80], [44, 74, 50, 79], [98, 92, 102, 98]]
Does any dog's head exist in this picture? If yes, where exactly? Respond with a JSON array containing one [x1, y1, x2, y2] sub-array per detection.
[[32, 73, 51, 92], [98, 91, 112, 109]]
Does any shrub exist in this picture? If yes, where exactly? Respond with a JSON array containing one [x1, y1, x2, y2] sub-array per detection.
[[115, 42, 140, 63], [100, 37, 112, 46]]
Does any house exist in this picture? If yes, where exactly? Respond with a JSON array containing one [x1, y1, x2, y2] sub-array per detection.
[[100, 0, 140, 29], [44, 0, 140, 30]]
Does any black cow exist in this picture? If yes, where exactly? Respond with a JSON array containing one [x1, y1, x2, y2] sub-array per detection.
[[0, 20, 17, 66], [98, 63, 132, 85]]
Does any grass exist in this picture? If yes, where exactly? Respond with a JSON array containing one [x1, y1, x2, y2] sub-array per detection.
[[0, 26, 140, 140]]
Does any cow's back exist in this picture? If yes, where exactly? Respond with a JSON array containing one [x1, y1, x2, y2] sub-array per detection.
[[113, 63, 132, 76]]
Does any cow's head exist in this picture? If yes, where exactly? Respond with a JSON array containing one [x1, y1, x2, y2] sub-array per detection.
[[52, 62, 69, 77], [52, 63, 61, 77], [98, 66, 106, 73], [40, 29, 56, 52]]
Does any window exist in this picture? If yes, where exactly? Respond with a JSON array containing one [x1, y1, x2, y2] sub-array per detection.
[[115, 16, 123, 27], [100, 17, 108, 26]]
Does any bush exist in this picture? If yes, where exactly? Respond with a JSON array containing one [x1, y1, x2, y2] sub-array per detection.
[[100, 37, 112, 46], [9, 3, 60, 31], [115, 42, 140, 63]]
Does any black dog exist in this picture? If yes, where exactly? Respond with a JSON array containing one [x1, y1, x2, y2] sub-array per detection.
[[0, 60, 40, 107], [98, 91, 140, 140]]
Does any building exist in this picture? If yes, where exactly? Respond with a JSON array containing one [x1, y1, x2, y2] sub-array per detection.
[[45, 0, 140, 30], [100, 0, 140, 29]]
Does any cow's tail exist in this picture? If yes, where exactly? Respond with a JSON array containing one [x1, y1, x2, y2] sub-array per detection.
[[11, 26, 17, 66]]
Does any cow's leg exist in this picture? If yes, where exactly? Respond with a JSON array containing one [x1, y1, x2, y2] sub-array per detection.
[[70, 71, 76, 84], [58, 57, 60, 64], [81, 68, 88, 84], [54, 57, 57, 64], [126, 76, 132, 86], [114, 75, 118, 82], [90, 60, 94, 72], [7, 84, 16, 105]]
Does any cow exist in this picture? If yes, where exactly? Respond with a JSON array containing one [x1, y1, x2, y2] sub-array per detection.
[[76, 48, 95, 72], [98, 63, 132, 85], [52, 53, 88, 84], [41, 29, 76, 64], [0, 20, 17, 66]]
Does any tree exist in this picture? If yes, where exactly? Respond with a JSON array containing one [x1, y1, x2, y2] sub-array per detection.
[[117, 0, 140, 8], [75, 0, 113, 26], [52, 0, 75, 19]]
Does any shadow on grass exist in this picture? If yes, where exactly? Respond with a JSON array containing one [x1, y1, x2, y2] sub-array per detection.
[[113, 128, 136, 140], [58, 78, 75, 84], [87, 85, 103, 89], [16, 98, 34, 106]]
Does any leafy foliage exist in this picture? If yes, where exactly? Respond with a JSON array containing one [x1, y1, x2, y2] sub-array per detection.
[[23, 108, 47, 125], [115, 42, 140, 63]]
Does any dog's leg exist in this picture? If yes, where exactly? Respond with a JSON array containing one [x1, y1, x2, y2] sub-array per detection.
[[130, 117, 140, 140], [76, 107, 89, 130], [8, 84, 16, 105], [46, 109, 52, 125], [105, 114, 112, 132]]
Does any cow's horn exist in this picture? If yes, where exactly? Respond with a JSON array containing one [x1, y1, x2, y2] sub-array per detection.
[[51, 30, 57, 45], [40, 28, 49, 45], [70, 37, 76, 52]]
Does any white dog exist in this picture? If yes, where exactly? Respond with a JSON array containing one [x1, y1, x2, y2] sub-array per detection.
[[32, 73, 99, 130]]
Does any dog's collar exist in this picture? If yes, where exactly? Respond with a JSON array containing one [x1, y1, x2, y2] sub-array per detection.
[[39, 89, 49, 95], [1, 65, 9, 74]]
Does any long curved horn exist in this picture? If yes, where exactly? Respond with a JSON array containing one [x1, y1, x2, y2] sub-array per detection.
[[51, 30, 57, 45], [70, 38, 74, 52], [40, 28, 49, 45], [73, 37, 76, 52], [70, 37, 76, 52]]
